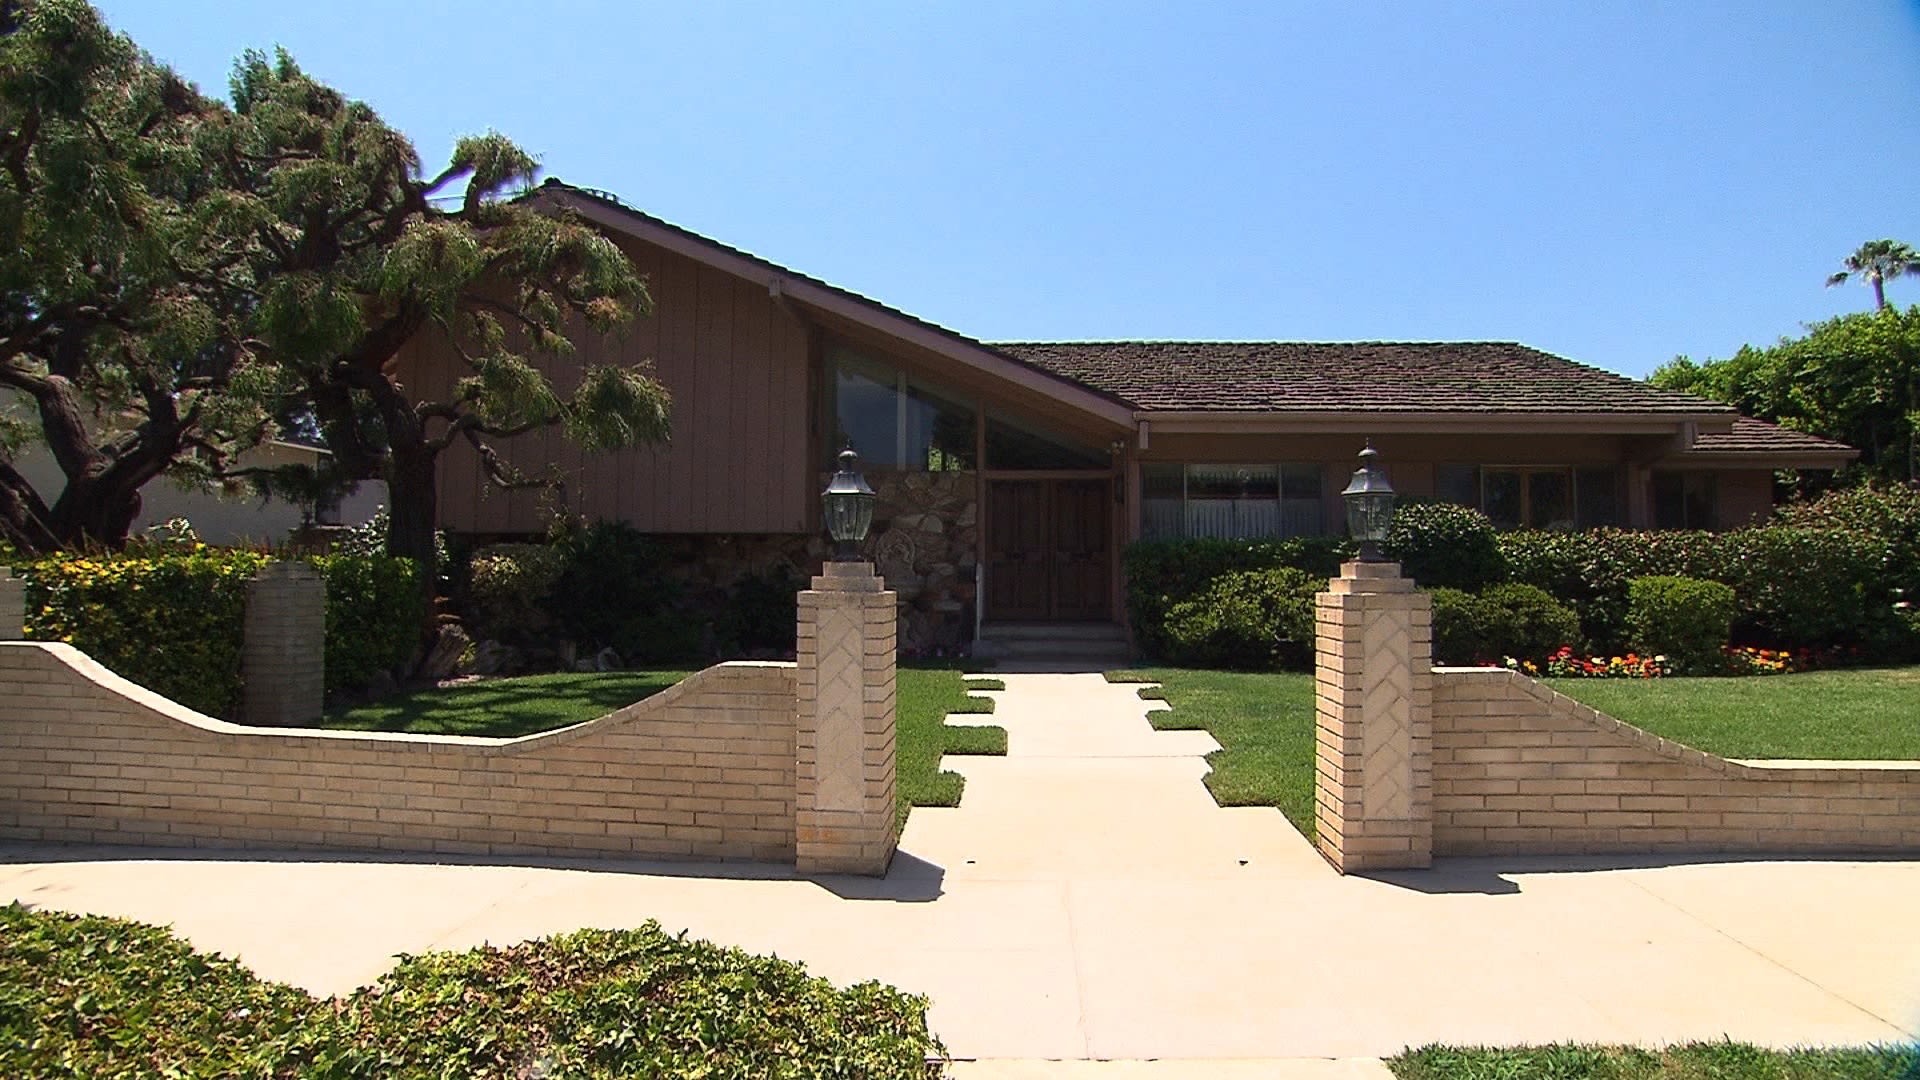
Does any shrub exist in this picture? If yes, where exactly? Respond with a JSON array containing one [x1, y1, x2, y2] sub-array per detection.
[[1625, 575, 1735, 674], [549, 521, 705, 662], [23, 547, 267, 717], [1428, 587, 1487, 665], [1161, 567, 1321, 670], [1428, 583, 1579, 665], [22, 549, 424, 715], [1384, 501, 1508, 590], [0, 904, 946, 1079], [1124, 535, 1351, 659], [1774, 483, 1920, 597], [463, 542, 567, 645], [1476, 582, 1582, 662], [309, 553, 426, 693], [716, 564, 804, 656], [1500, 525, 1892, 655]]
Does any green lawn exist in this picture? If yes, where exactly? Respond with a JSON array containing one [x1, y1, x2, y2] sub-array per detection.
[[1545, 666, 1920, 760], [324, 670, 692, 738], [1107, 668, 1318, 839], [323, 666, 1006, 826], [1390, 1041, 1919, 1079]]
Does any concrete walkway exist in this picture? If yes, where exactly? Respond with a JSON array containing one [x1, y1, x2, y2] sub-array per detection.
[[3, 672, 1917, 1073]]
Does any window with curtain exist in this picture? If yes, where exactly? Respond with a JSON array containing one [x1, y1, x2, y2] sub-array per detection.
[[1138, 463, 1325, 540]]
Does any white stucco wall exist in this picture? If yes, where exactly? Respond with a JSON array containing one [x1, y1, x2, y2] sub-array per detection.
[[11, 440, 384, 546]]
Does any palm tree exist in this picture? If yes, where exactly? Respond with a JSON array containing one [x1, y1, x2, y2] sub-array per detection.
[[1827, 239, 1920, 310]]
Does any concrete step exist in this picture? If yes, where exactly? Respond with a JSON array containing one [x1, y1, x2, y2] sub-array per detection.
[[977, 622, 1128, 644], [985, 639, 1131, 660]]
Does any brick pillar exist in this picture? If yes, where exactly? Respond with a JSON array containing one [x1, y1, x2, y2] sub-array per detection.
[[0, 568, 21, 640], [794, 560, 898, 876], [243, 561, 326, 727], [1314, 560, 1434, 872]]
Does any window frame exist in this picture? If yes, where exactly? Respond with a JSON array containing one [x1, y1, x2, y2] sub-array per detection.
[[1138, 461, 1326, 540], [1435, 464, 1624, 530]]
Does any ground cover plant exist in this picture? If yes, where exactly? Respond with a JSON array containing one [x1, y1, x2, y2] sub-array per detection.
[[1545, 666, 1920, 760], [0, 903, 944, 1079], [1390, 1040, 1919, 1079], [323, 666, 1008, 826], [1108, 668, 1318, 838]]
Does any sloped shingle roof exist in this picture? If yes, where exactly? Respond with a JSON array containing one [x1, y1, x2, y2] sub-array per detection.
[[1686, 417, 1856, 457], [993, 341, 1737, 416]]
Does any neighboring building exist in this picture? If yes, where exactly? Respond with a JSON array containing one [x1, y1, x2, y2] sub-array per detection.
[[394, 181, 1857, 650], [12, 438, 385, 547]]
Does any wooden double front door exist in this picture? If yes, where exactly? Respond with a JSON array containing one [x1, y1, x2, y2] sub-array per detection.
[[985, 478, 1112, 621]]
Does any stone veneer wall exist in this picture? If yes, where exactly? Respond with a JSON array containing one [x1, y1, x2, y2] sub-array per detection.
[[0, 642, 798, 863], [1432, 668, 1920, 856], [856, 468, 978, 655]]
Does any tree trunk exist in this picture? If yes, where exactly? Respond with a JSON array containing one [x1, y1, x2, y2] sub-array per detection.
[[1873, 276, 1887, 311], [383, 441, 440, 575]]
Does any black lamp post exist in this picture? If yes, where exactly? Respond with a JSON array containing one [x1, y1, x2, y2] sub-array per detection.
[[821, 448, 877, 561], [1341, 440, 1396, 562]]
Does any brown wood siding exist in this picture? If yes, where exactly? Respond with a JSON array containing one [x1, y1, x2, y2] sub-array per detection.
[[1715, 469, 1774, 529], [402, 235, 812, 535]]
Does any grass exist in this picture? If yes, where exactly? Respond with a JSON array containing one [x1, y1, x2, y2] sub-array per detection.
[[323, 665, 1007, 827], [1545, 666, 1920, 760], [1106, 667, 1318, 839], [323, 670, 691, 738], [1389, 1041, 1920, 1079], [895, 670, 1007, 828]]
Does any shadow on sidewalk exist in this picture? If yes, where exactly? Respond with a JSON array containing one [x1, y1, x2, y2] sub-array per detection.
[[1362, 851, 1917, 896], [0, 842, 948, 903]]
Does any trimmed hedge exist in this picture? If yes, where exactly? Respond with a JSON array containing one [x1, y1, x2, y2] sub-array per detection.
[[310, 554, 427, 695], [20, 548, 423, 717], [1426, 583, 1580, 665], [1383, 501, 1507, 590], [1124, 535, 1352, 659], [1162, 567, 1321, 670], [0, 903, 945, 1079], [1626, 575, 1735, 674], [1126, 496, 1912, 664], [1500, 526, 1894, 653], [23, 548, 267, 717]]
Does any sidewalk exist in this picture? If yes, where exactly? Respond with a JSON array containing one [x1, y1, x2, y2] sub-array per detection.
[[2, 672, 1916, 1067]]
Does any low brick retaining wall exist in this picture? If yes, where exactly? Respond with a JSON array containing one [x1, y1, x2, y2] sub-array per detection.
[[0, 642, 798, 863], [1432, 668, 1920, 856]]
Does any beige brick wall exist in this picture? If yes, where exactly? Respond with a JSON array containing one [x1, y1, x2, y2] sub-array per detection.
[[1432, 668, 1920, 856], [0, 642, 797, 863], [794, 562, 899, 876], [1314, 568, 1435, 872]]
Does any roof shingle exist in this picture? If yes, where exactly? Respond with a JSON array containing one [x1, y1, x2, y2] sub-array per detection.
[[1686, 417, 1856, 457], [993, 340, 1737, 415]]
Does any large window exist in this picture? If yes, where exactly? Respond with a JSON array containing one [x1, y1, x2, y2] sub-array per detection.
[[1436, 465, 1622, 530], [1653, 471, 1717, 530], [984, 414, 1109, 470], [830, 346, 976, 470], [1140, 463, 1325, 540]]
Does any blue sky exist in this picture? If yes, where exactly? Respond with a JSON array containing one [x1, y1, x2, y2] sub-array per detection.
[[99, 1, 1920, 379]]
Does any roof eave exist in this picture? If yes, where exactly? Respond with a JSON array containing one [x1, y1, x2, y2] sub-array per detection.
[[541, 187, 1138, 430], [1675, 450, 1860, 468], [1135, 410, 1737, 436]]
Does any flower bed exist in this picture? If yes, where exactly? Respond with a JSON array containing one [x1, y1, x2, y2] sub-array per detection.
[[1505, 644, 1838, 679]]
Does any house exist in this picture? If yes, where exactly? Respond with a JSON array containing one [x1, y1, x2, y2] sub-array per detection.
[[11, 437, 385, 547], [394, 181, 1857, 653]]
